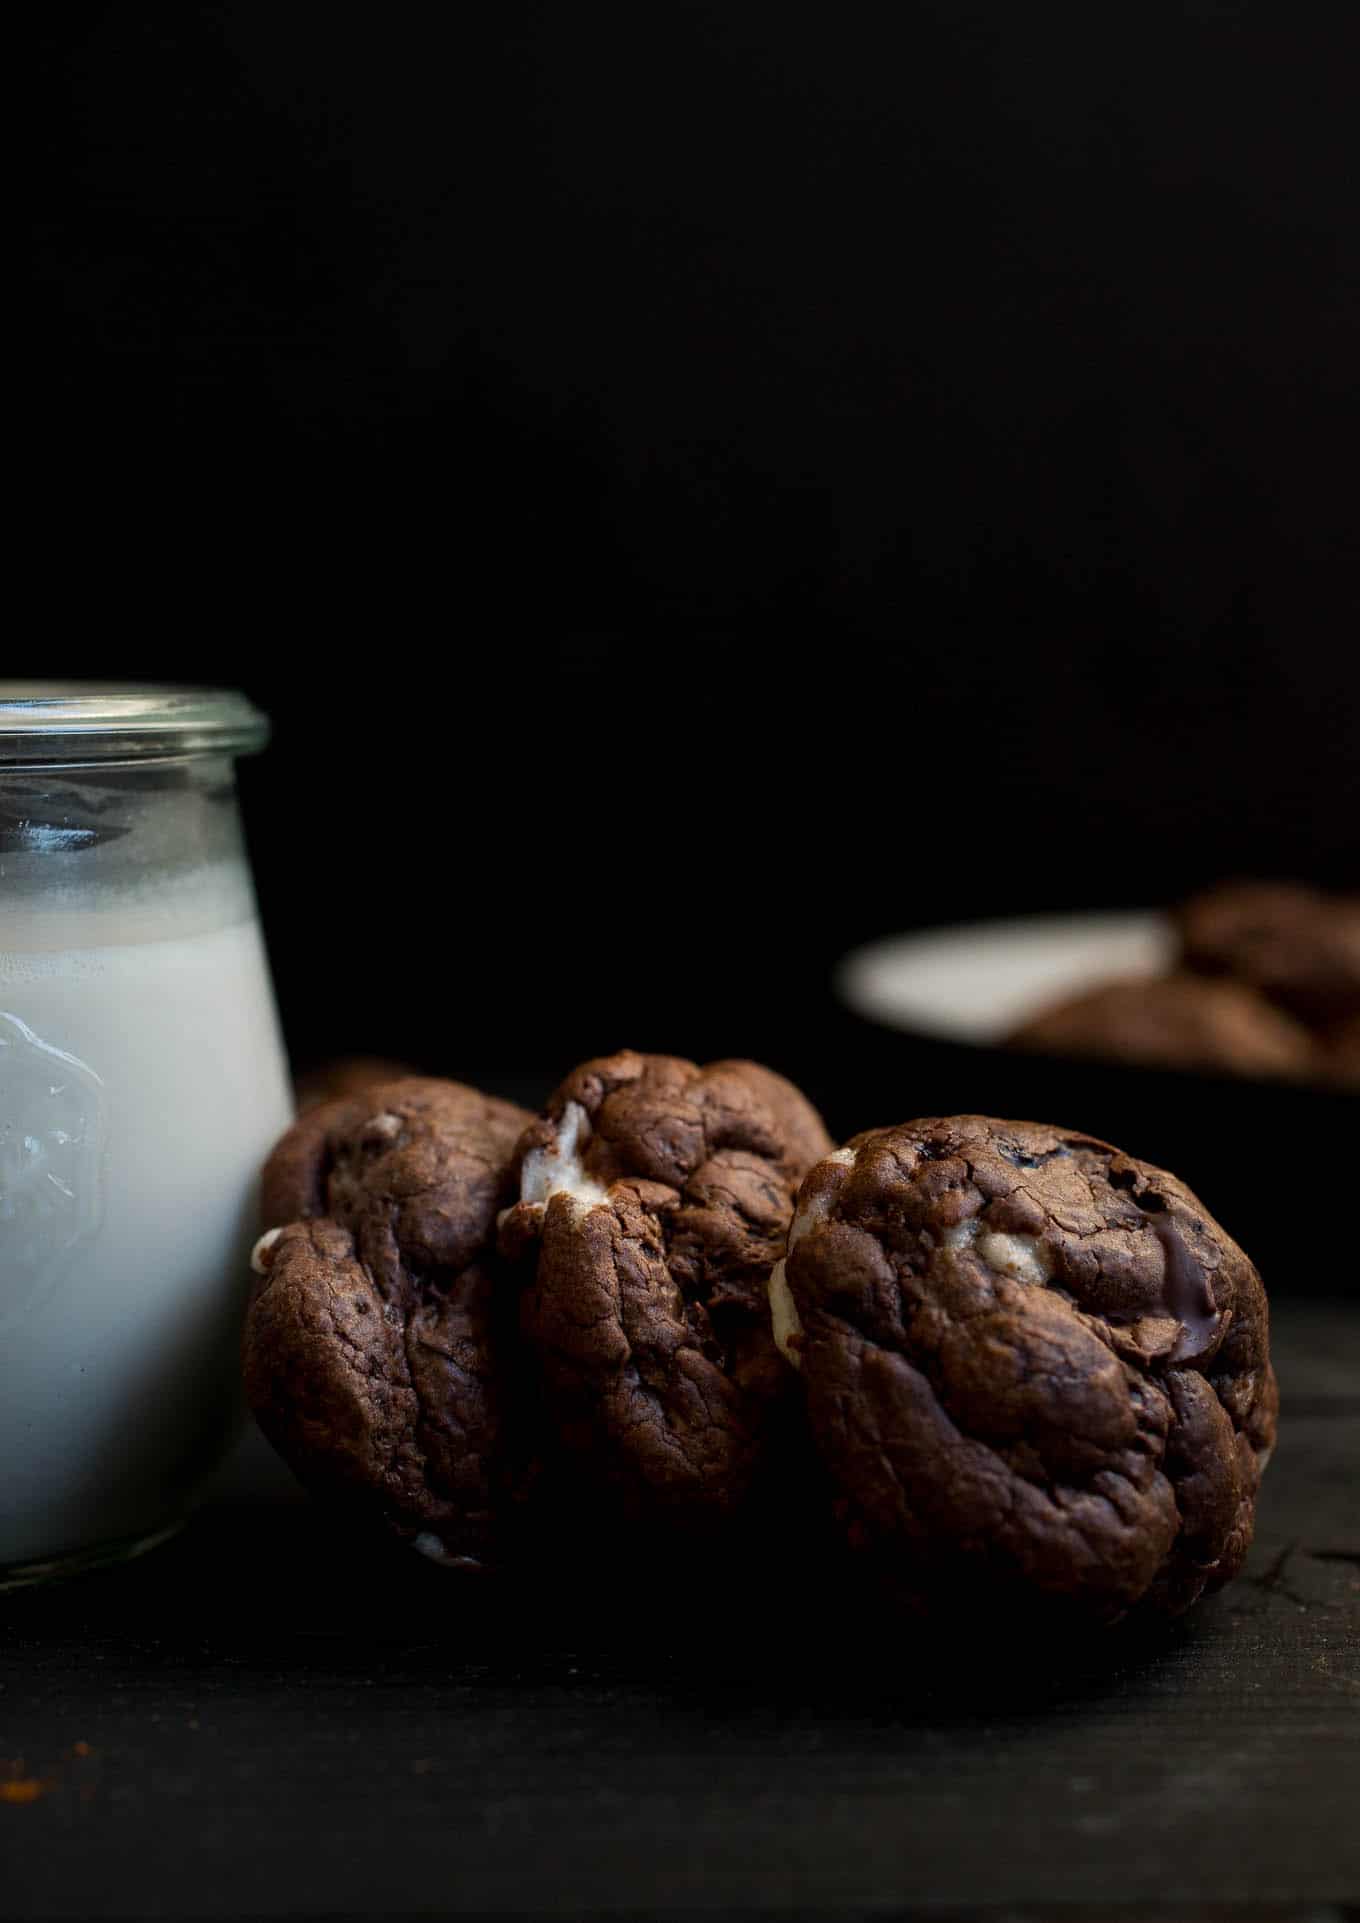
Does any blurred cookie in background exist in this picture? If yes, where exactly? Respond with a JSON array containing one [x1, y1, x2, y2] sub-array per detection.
[[1007, 973, 1316, 1081], [1320, 1013, 1360, 1089], [1175, 880, 1360, 1029]]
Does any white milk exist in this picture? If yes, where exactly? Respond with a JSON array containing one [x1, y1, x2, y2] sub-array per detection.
[[0, 865, 293, 1570]]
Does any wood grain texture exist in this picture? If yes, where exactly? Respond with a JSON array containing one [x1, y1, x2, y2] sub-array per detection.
[[2, 1302, 1356, 1921]]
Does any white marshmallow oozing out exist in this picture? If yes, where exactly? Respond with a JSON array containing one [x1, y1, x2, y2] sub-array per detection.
[[768, 1258, 804, 1367], [251, 1226, 283, 1276], [412, 1531, 481, 1572], [787, 1145, 856, 1254], [942, 1219, 1053, 1286], [978, 1230, 1053, 1286], [769, 1145, 856, 1365], [519, 1100, 611, 1213]]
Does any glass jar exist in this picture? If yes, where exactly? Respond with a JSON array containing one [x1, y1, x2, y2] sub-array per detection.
[[0, 685, 293, 1587]]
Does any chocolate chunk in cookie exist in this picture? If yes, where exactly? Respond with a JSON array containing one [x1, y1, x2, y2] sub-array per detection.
[[1008, 973, 1316, 1079], [774, 1116, 1276, 1623], [1176, 880, 1360, 1028], [500, 1050, 832, 1525], [244, 1077, 531, 1568]]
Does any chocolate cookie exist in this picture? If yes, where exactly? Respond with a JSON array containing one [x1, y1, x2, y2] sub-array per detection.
[[1176, 880, 1360, 1028], [244, 1077, 532, 1568], [1008, 973, 1316, 1079], [499, 1050, 833, 1525], [773, 1116, 1277, 1623]]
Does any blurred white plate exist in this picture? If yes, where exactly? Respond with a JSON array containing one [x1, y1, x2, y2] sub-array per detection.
[[836, 911, 1175, 1044]]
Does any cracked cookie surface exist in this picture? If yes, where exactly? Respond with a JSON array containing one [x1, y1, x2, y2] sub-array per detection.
[[776, 1115, 1277, 1622], [499, 1050, 833, 1524], [244, 1077, 531, 1567]]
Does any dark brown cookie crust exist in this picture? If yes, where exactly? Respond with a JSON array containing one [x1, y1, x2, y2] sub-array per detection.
[[500, 1050, 833, 1525], [244, 1078, 531, 1567], [1008, 973, 1317, 1079], [780, 1116, 1277, 1623], [1176, 880, 1360, 1028]]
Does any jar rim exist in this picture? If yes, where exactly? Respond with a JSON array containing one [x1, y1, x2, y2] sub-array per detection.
[[0, 684, 269, 765]]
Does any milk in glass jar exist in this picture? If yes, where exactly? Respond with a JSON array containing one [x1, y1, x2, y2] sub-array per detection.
[[0, 686, 293, 1585]]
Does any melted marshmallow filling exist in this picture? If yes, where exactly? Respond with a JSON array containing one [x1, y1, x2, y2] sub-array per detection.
[[768, 1146, 857, 1367], [768, 1258, 803, 1367], [251, 1226, 283, 1275], [519, 1101, 610, 1212], [943, 1219, 1053, 1286], [412, 1530, 482, 1571]]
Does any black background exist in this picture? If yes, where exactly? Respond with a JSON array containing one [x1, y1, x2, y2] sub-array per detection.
[[24, 3, 1359, 1091]]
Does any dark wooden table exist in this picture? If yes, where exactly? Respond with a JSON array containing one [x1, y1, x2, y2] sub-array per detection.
[[4, 1300, 1357, 1922]]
